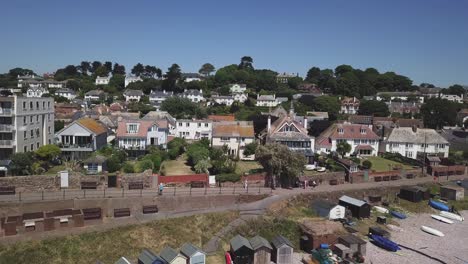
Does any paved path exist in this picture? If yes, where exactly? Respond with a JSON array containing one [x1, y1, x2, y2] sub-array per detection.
[[0, 175, 465, 245]]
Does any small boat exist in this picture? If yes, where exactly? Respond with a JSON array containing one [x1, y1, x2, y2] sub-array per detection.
[[316, 167, 326, 172], [225, 252, 232, 264], [428, 200, 450, 211], [374, 206, 389, 214], [440, 211, 464, 221], [390, 211, 407, 219], [421, 226, 444, 237], [431, 214, 454, 224], [370, 234, 400, 252]]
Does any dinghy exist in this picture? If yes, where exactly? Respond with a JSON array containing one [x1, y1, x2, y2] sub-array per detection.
[[440, 211, 464, 221], [390, 211, 407, 219], [431, 214, 454, 224], [428, 200, 450, 211], [374, 206, 389, 214], [421, 226, 444, 237], [369, 234, 400, 252]]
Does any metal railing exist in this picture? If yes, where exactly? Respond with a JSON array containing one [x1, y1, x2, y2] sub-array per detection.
[[0, 108, 13, 115], [0, 124, 13, 132], [0, 140, 13, 146], [0, 185, 272, 203]]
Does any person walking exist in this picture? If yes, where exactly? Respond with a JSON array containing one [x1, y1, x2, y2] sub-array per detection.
[[159, 183, 164, 195]]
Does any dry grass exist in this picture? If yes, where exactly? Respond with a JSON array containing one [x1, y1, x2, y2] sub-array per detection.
[[235, 161, 263, 175], [0, 211, 239, 264], [161, 154, 195, 175]]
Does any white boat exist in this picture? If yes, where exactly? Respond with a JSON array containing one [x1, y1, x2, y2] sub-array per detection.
[[374, 206, 389, 214], [316, 167, 326, 172], [431, 214, 454, 224], [304, 164, 316, 171], [421, 226, 444, 237], [440, 211, 464, 222]]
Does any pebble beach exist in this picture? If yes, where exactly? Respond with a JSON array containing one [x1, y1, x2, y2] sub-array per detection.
[[366, 211, 468, 264]]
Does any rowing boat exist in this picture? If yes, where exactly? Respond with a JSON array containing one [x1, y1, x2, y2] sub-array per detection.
[[428, 200, 450, 211], [374, 206, 389, 214], [440, 211, 464, 221], [421, 225, 444, 237], [431, 214, 454, 224]]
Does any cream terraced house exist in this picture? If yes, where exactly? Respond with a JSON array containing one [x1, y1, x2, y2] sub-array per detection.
[[386, 127, 449, 159], [212, 121, 255, 160]]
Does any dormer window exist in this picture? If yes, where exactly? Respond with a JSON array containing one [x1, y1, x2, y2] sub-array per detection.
[[360, 128, 366, 134], [338, 128, 344, 134], [127, 123, 139, 134]]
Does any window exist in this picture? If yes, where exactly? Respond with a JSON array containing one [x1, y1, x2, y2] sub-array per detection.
[[23, 102, 26, 110], [48, 139, 51, 144], [338, 128, 344, 134], [127, 124, 138, 133], [23, 116, 26, 124], [221, 137, 230, 141], [438, 144, 445, 149], [178, 122, 182, 126], [30, 130, 34, 138], [205, 123, 208, 127], [405, 151, 413, 158], [405, 143, 413, 148], [186, 122, 189, 127], [24, 131, 27, 139], [48, 114, 51, 121], [30, 116, 33, 122], [354, 139, 360, 145], [48, 102, 50, 108], [30, 144, 34, 151], [421, 144, 428, 148], [43, 102, 45, 108], [24, 146, 27, 152], [30, 102, 33, 109], [391, 143, 399, 148], [36, 102, 39, 109], [360, 128, 366, 134], [198, 123, 201, 127], [36, 115, 39, 122]]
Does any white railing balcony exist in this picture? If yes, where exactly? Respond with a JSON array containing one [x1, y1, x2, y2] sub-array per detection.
[[0, 125, 13, 132], [0, 109, 13, 115], [0, 140, 14, 146]]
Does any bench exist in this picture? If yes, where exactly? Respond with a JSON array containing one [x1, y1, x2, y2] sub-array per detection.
[[143, 205, 159, 214], [190, 181, 205, 188], [128, 181, 143, 190], [0, 186, 15, 195], [390, 175, 399, 181], [82, 208, 101, 220], [23, 212, 44, 221], [81, 181, 98, 190], [114, 208, 131, 218]]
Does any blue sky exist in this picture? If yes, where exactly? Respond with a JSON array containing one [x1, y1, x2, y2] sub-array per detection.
[[1, 0, 467, 87]]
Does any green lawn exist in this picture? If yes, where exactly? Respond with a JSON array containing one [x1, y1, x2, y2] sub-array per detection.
[[44, 164, 67, 175], [235, 161, 263, 175], [362, 156, 413, 172], [0, 211, 239, 264], [160, 154, 195, 175]]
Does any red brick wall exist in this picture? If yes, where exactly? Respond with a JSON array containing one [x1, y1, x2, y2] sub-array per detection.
[[157, 174, 209, 184]]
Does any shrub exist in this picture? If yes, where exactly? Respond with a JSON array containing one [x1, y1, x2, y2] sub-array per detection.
[[135, 160, 154, 173], [106, 156, 121, 173], [122, 162, 135, 173], [216, 173, 241, 183], [362, 160, 372, 170], [143, 153, 162, 172]]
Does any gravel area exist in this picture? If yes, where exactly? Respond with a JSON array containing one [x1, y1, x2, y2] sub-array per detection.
[[366, 211, 468, 264]]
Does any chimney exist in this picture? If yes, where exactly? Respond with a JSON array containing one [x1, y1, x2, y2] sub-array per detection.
[[304, 117, 308, 130], [267, 115, 271, 132]]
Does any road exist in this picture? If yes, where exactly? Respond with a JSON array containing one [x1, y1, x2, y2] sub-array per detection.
[[0, 174, 465, 245]]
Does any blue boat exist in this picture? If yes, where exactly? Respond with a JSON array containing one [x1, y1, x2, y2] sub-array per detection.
[[428, 200, 449, 211], [370, 234, 401, 252], [390, 211, 407, 219]]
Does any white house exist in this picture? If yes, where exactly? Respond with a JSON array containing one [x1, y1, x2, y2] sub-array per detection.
[[182, 73, 202, 82], [180, 89, 205, 103], [116, 119, 168, 150], [95, 76, 110, 85], [386, 127, 449, 159], [212, 121, 255, 160], [229, 84, 247, 94], [180, 243, 206, 264], [316, 123, 380, 156], [85, 90, 107, 102], [124, 76, 143, 87], [256, 94, 280, 107], [26, 87, 48, 97], [312, 200, 346, 220], [375, 92, 425, 103], [123, 89, 144, 102], [175, 119, 212, 141], [212, 95, 235, 106], [440, 94, 463, 103], [276, 72, 297, 83], [340, 97, 360, 114], [55, 88, 76, 100]]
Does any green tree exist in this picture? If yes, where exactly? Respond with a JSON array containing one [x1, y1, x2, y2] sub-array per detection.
[[238, 56, 254, 70], [131, 63, 145, 76], [362, 160, 372, 170], [112, 63, 126, 75], [287, 76, 303, 89], [306, 67, 321, 83], [95, 65, 109, 77], [336, 141, 352, 158], [79, 61, 91, 75], [358, 100, 390, 117], [255, 143, 306, 188], [104, 61, 113, 74], [35, 145, 61, 160], [186, 143, 210, 166], [198, 63, 215, 77], [194, 159, 210, 174], [445, 84, 465, 96], [90, 61, 102, 73], [10, 152, 34, 176], [135, 160, 153, 172], [106, 156, 121, 173], [312, 96, 341, 120], [54, 120, 64, 132], [335, 64, 353, 77], [243, 142, 258, 157], [420, 98, 460, 129], [161, 97, 201, 119], [122, 162, 135, 173]]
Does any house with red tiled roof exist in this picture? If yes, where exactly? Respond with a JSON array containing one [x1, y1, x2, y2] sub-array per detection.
[[55, 117, 108, 160], [316, 123, 380, 156], [212, 121, 255, 160], [208, 114, 236, 122], [340, 97, 360, 115], [116, 119, 168, 153]]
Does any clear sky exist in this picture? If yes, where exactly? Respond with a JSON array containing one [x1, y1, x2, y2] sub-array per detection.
[[1, 0, 467, 87]]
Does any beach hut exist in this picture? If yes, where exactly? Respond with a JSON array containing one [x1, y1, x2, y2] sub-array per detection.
[[160, 247, 187, 264], [338, 234, 367, 256], [300, 219, 344, 250], [338, 195, 370, 218], [271, 235, 294, 264], [180, 243, 206, 264], [440, 185, 465, 201], [311, 200, 346, 220], [249, 235, 272, 264], [230, 235, 254, 264], [138, 249, 166, 264], [399, 186, 430, 202]]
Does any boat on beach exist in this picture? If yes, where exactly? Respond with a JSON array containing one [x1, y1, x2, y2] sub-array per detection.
[[431, 214, 454, 224], [421, 225, 444, 237], [440, 211, 464, 221], [428, 200, 450, 211], [369, 234, 401, 252], [390, 211, 407, 219], [374, 206, 389, 214]]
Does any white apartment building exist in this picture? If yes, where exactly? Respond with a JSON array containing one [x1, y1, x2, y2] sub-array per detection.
[[26, 87, 48, 98], [212, 121, 255, 160], [124, 76, 143, 87], [95, 76, 111, 85], [386, 127, 449, 159], [175, 119, 212, 141], [116, 119, 169, 151], [340, 97, 360, 115], [440, 94, 463, 103], [256, 94, 280, 107], [211, 93, 247, 106]]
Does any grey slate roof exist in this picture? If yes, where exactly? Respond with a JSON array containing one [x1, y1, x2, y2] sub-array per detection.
[[85, 89, 104, 96], [249, 236, 272, 250], [387, 127, 448, 144], [138, 249, 165, 264], [160, 247, 184, 263], [230, 235, 253, 251], [271, 235, 293, 249], [180, 243, 205, 257], [257, 94, 276, 101], [150, 90, 173, 97], [84, 155, 107, 164], [339, 195, 367, 207], [182, 89, 203, 96], [124, 89, 144, 96], [56, 88, 75, 94]]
